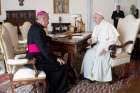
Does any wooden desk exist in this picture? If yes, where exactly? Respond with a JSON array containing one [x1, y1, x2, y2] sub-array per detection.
[[50, 33, 91, 81]]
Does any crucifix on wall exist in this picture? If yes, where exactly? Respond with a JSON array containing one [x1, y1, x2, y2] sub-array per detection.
[[18, 0, 24, 6], [53, 0, 69, 14]]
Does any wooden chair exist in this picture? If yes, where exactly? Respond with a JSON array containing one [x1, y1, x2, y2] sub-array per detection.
[[109, 15, 140, 79], [0, 25, 46, 93], [20, 21, 32, 42], [3, 22, 26, 54]]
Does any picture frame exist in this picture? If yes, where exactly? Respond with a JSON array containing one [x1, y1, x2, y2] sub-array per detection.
[[53, 0, 69, 14]]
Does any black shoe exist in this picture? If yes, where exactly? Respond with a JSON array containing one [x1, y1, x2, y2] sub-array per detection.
[[82, 78, 95, 83]]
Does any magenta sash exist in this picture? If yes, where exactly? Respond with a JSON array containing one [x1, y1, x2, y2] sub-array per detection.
[[27, 44, 40, 53]]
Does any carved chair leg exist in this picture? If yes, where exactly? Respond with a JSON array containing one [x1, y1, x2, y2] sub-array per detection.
[[32, 83, 37, 93], [35, 82, 38, 93], [11, 84, 15, 93], [9, 74, 15, 93], [36, 81, 42, 93], [37, 81, 43, 93], [43, 80, 47, 93]]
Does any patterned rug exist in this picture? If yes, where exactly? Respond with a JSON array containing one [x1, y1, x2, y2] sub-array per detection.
[[0, 83, 33, 93], [68, 61, 140, 93], [0, 74, 37, 93], [0, 73, 139, 93], [0, 74, 9, 84], [68, 76, 134, 93], [0, 61, 140, 93]]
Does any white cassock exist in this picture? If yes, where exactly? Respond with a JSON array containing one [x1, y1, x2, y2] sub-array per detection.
[[81, 20, 120, 82]]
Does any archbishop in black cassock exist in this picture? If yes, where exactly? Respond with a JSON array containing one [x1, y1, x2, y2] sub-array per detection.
[[26, 11, 69, 93]]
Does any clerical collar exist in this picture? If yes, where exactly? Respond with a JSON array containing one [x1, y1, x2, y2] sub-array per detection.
[[117, 10, 119, 13], [36, 22, 45, 28], [97, 19, 105, 26]]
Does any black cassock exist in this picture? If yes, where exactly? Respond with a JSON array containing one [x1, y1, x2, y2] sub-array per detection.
[[26, 22, 69, 93], [111, 10, 125, 28]]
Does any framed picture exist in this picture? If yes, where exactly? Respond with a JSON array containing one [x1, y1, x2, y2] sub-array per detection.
[[53, 0, 69, 14]]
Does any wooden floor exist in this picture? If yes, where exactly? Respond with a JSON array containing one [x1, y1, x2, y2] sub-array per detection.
[[116, 77, 140, 93], [116, 59, 140, 93]]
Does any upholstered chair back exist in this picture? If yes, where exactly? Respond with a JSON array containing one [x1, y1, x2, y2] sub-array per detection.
[[1, 26, 46, 93], [1, 26, 15, 60], [0, 26, 16, 73], [3, 22, 19, 49], [117, 15, 140, 53], [20, 21, 32, 41]]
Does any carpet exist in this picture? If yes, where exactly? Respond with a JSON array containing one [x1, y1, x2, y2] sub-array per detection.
[[0, 61, 140, 93], [68, 61, 140, 93], [68, 62, 140, 93], [68, 77, 132, 93], [0, 73, 139, 93], [0, 81, 33, 93], [0, 74, 9, 84], [0, 74, 38, 93]]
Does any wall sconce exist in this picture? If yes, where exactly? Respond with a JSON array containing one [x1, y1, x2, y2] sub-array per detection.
[[18, 0, 24, 6]]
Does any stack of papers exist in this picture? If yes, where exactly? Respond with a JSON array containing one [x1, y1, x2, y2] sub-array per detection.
[[48, 34, 67, 38], [72, 36, 84, 39], [54, 34, 67, 38], [72, 33, 84, 39]]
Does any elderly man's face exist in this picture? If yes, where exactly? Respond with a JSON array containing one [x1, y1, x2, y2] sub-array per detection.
[[93, 13, 103, 24], [40, 14, 49, 28], [116, 5, 120, 11], [43, 14, 49, 27]]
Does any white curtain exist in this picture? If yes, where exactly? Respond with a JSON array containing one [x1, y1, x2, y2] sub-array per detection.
[[86, 0, 93, 32]]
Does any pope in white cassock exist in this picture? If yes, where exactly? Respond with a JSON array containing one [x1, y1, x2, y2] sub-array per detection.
[[81, 11, 120, 82]]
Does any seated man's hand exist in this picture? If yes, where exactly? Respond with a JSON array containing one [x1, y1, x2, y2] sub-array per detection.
[[57, 58, 66, 65], [87, 38, 93, 44], [100, 49, 107, 56], [28, 58, 36, 64]]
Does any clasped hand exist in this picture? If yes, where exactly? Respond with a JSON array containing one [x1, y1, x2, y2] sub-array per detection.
[[87, 38, 93, 44], [57, 58, 66, 65], [100, 49, 107, 56]]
